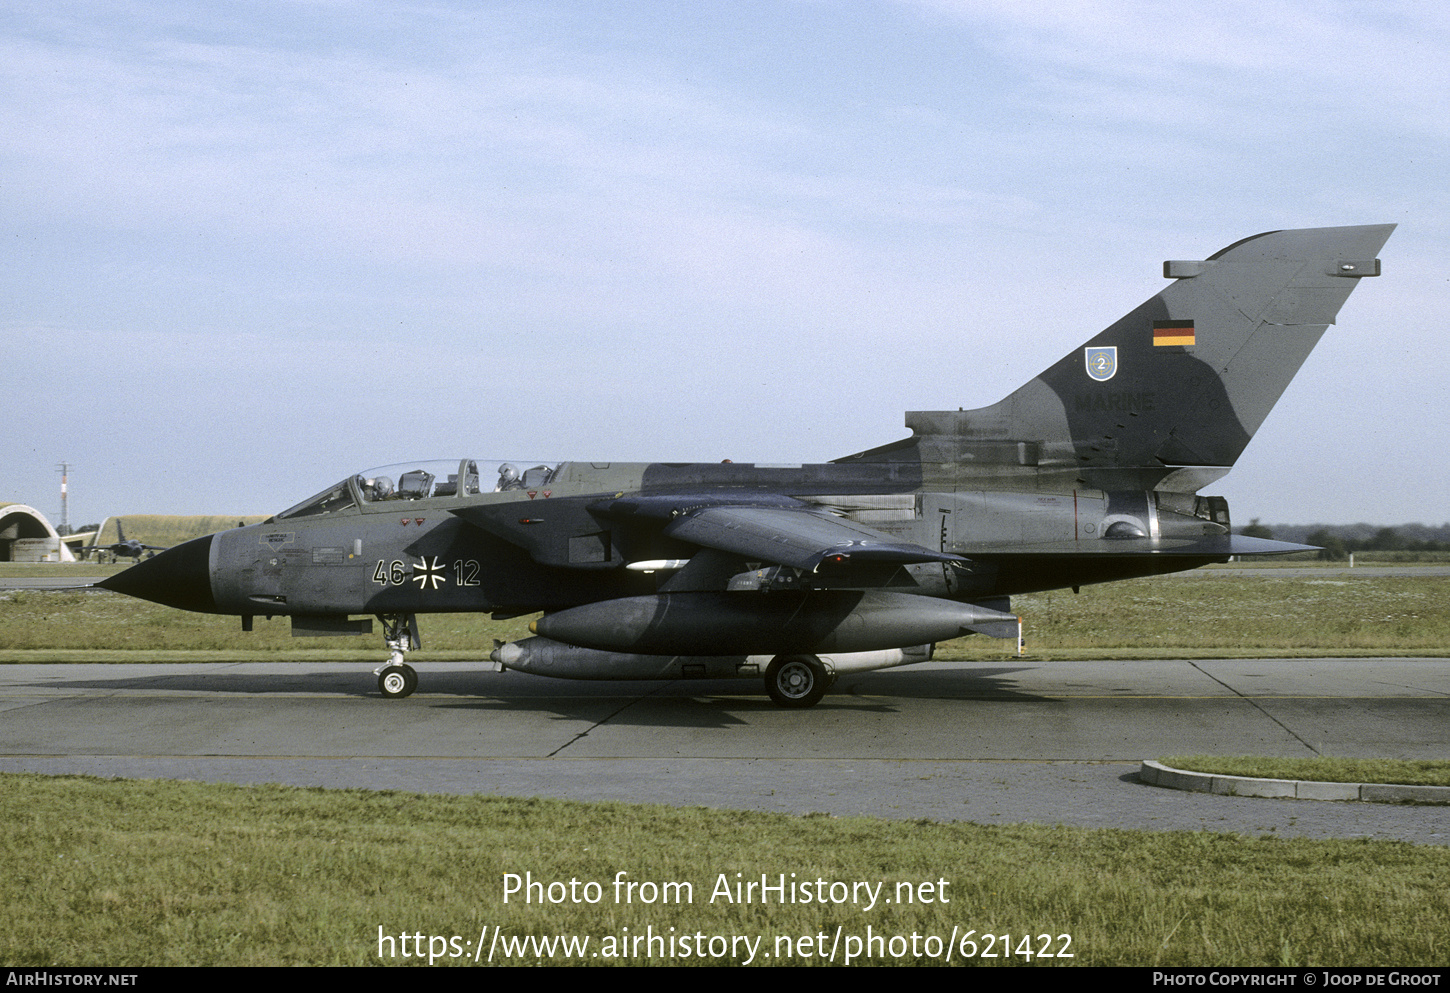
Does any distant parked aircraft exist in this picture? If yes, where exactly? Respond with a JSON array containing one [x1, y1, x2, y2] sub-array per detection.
[[81, 520, 170, 562]]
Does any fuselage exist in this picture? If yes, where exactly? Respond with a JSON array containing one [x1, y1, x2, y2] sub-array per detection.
[[103, 456, 1237, 620]]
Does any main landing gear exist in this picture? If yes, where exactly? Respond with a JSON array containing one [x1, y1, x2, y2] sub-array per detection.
[[375, 613, 420, 698], [765, 655, 831, 709]]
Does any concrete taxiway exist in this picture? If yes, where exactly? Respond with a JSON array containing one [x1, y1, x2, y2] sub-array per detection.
[[0, 657, 1445, 843]]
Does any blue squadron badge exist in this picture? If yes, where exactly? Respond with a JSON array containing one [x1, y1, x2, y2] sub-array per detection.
[[1084, 346, 1117, 382]]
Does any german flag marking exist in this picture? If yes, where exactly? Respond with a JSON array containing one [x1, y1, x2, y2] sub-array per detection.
[[1153, 320, 1195, 347]]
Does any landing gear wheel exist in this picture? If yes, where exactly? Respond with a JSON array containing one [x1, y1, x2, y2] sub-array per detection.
[[765, 655, 828, 708], [378, 663, 418, 699]]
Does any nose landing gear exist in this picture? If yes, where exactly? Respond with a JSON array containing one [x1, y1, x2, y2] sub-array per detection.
[[377, 663, 418, 698], [375, 614, 420, 698]]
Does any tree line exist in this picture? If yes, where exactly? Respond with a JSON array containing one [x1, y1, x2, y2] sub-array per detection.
[[1239, 520, 1450, 560]]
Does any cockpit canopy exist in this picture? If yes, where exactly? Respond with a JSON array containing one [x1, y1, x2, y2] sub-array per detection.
[[274, 459, 562, 519]]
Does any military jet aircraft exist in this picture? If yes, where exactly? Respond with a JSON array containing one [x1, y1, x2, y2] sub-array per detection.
[[99, 224, 1394, 706], [81, 520, 170, 562]]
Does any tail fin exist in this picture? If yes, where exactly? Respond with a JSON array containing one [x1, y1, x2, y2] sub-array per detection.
[[840, 224, 1394, 492]]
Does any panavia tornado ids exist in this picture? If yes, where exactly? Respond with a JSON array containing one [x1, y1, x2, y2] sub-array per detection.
[[80, 520, 171, 562], [101, 224, 1394, 706]]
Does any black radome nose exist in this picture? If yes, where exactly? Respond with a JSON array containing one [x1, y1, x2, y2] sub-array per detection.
[[97, 534, 218, 613]]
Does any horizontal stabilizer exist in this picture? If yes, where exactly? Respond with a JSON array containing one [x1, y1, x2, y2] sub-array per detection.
[[953, 533, 1318, 557], [1213, 535, 1321, 556]]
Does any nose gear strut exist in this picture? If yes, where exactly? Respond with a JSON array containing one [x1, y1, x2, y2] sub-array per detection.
[[375, 613, 420, 697]]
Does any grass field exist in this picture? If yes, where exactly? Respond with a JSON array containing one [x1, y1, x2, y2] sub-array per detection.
[[2, 774, 1447, 967], [1003, 573, 1450, 657], [86, 515, 270, 548], [1163, 756, 1450, 787], [3, 571, 1447, 658]]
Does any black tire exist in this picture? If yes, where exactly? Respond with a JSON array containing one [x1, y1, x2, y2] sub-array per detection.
[[378, 663, 417, 698], [765, 655, 827, 708]]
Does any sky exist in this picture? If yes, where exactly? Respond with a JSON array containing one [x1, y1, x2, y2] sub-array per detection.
[[4, 0, 1447, 527]]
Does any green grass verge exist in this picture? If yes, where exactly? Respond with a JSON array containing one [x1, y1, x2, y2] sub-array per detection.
[[3, 573, 1449, 658], [0, 563, 130, 578], [2, 774, 1447, 967], [1002, 575, 1450, 655], [87, 515, 270, 548], [1200, 554, 1450, 566], [1163, 756, 1450, 788]]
